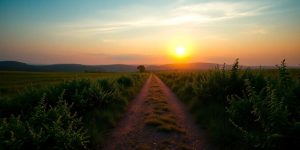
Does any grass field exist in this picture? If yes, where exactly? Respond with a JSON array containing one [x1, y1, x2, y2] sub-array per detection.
[[0, 71, 132, 96], [1, 60, 300, 149], [0, 71, 148, 149]]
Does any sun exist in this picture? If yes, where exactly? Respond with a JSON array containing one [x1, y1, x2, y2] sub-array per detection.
[[176, 46, 186, 57]]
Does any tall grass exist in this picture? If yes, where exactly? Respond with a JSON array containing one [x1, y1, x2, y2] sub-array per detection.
[[158, 59, 300, 150], [0, 73, 148, 149], [0, 71, 121, 97]]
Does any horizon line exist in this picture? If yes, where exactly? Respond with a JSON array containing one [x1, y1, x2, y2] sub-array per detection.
[[1, 60, 299, 67]]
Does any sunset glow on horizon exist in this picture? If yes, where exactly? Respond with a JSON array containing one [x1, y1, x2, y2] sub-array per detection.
[[0, 0, 300, 65]]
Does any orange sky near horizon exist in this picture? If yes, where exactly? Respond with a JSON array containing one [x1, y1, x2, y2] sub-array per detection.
[[0, 0, 299, 66]]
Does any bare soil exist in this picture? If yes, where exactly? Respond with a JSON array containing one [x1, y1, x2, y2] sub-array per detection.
[[103, 74, 209, 150]]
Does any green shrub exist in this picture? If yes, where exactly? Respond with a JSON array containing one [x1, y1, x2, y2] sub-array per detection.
[[0, 93, 89, 149], [0, 73, 148, 149], [158, 59, 300, 150], [227, 60, 300, 149]]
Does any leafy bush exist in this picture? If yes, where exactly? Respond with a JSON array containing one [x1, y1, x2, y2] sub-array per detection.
[[227, 60, 300, 149], [0, 93, 89, 149], [158, 59, 300, 150], [0, 73, 148, 149]]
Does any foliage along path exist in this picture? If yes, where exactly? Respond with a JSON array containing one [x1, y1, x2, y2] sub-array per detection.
[[104, 74, 208, 150]]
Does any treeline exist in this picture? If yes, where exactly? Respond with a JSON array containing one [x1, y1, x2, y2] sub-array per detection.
[[0, 74, 147, 149], [158, 59, 300, 150]]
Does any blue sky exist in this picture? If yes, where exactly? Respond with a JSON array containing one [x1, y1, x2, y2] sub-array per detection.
[[0, 0, 299, 65]]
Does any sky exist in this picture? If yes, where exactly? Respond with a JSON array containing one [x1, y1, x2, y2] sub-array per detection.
[[0, 0, 299, 65]]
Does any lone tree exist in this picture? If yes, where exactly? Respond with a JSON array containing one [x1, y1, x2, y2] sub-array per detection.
[[137, 65, 146, 73]]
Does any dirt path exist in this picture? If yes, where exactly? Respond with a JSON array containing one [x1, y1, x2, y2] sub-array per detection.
[[103, 74, 208, 150]]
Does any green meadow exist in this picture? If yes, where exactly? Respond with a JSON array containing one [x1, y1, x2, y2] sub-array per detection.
[[1, 60, 300, 149], [0, 71, 148, 149], [0, 71, 124, 97]]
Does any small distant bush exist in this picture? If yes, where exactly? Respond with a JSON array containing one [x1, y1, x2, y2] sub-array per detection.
[[137, 65, 146, 73]]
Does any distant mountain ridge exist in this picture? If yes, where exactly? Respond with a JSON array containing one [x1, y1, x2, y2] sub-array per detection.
[[0, 60, 291, 72], [0, 61, 138, 72]]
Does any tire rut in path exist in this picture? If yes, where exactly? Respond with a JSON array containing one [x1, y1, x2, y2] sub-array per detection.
[[103, 74, 207, 150]]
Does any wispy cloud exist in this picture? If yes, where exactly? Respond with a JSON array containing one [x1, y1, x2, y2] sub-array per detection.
[[243, 26, 268, 35], [250, 28, 267, 35], [58, 1, 272, 36], [172, 2, 270, 20]]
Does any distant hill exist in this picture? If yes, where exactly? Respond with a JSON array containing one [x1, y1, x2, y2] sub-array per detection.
[[0, 61, 40, 71], [0, 61, 224, 72], [1, 60, 296, 72], [0, 61, 138, 72]]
